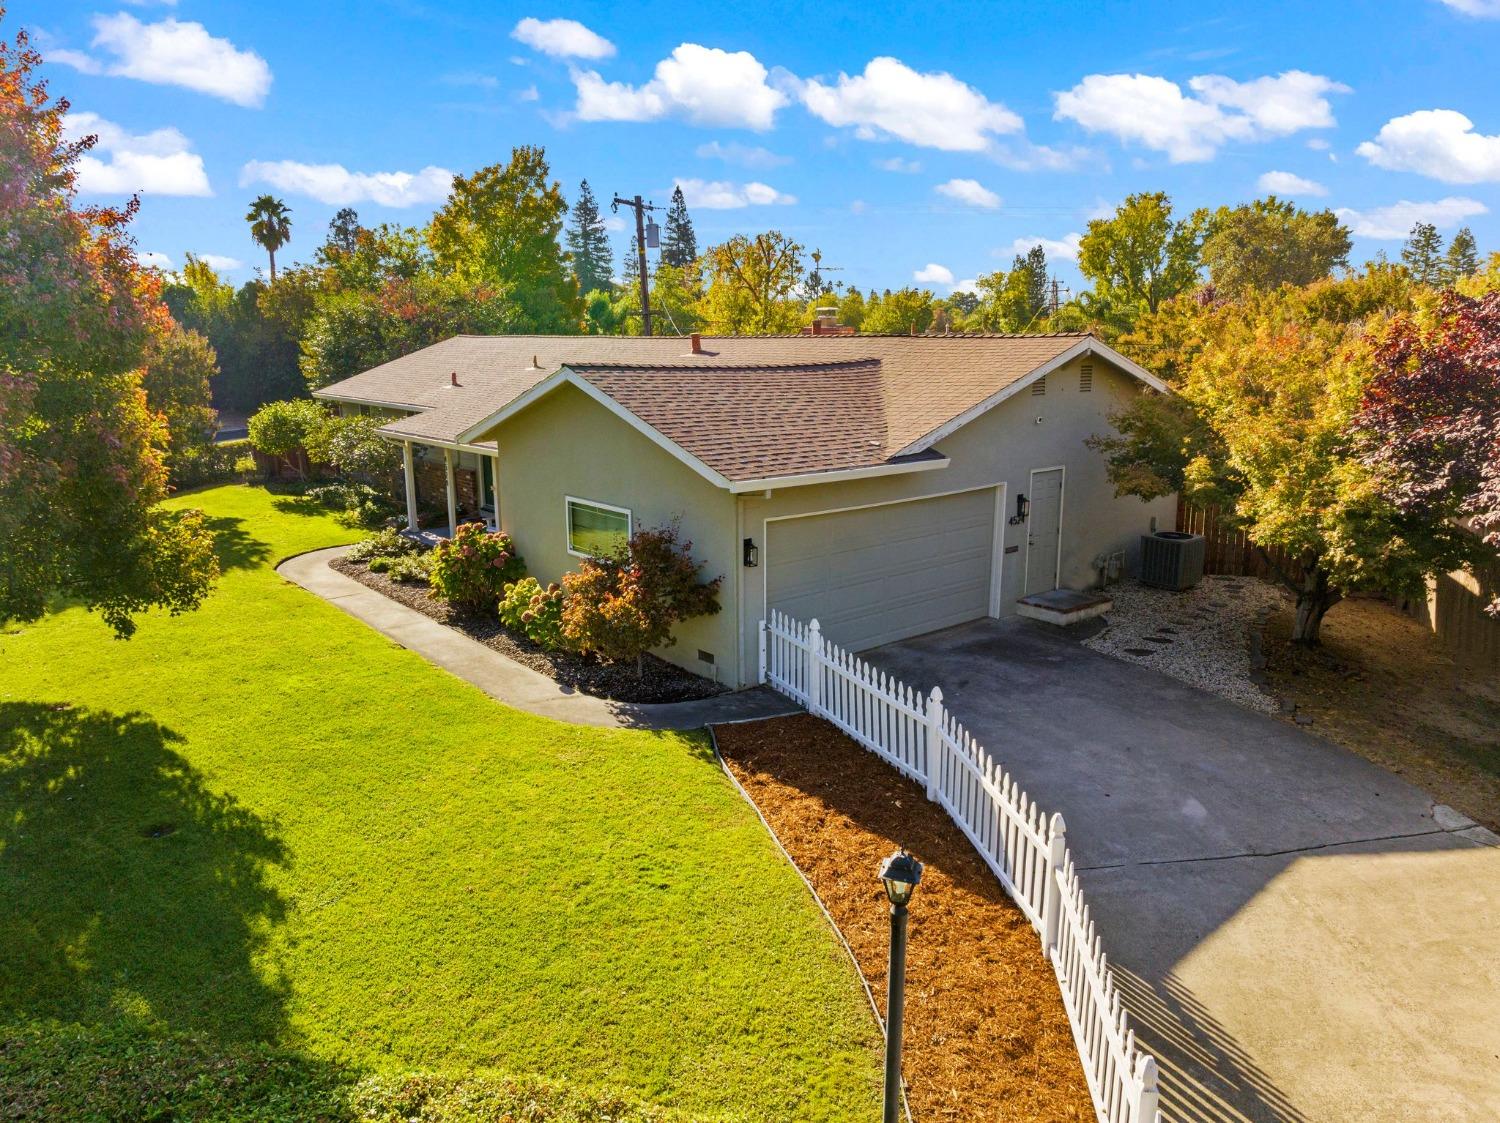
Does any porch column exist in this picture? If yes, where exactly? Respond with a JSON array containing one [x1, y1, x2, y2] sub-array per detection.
[[402, 441, 418, 531], [443, 447, 458, 534], [490, 452, 502, 530]]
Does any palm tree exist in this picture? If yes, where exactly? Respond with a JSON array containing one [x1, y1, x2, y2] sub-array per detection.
[[245, 194, 292, 283]]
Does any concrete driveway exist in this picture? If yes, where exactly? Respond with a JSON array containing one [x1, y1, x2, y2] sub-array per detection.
[[865, 618, 1500, 1123]]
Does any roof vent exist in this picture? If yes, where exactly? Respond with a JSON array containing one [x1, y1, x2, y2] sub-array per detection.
[[1032, 376, 1046, 396], [531, 354, 542, 370], [1080, 363, 1094, 392], [450, 371, 460, 387]]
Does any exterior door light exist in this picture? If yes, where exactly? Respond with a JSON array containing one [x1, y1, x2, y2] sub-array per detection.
[[743, 538, 759, 567]]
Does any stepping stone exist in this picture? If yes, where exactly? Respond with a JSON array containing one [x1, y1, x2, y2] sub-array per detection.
[[1144, 635, 1174, 644], [1157, 626, 1180, 634], [1123, 647, 1157, 657]]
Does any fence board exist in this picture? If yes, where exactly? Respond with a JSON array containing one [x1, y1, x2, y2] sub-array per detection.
[[1176, 497, 1302, 581]]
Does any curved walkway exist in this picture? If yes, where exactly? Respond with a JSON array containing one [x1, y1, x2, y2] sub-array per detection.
[[278, 546, 798, 731]]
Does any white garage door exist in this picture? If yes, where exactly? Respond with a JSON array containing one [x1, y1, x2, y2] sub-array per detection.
[[766, 489, 997, 652]]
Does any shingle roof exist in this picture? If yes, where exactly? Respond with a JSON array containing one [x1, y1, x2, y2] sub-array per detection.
[[315, 333, 1098, 480]]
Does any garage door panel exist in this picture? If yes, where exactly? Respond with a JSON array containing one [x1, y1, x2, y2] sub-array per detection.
[[767, 490, 996, 652]]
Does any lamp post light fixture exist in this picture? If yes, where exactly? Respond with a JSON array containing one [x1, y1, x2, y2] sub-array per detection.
[[878, 848, 923, 1123]]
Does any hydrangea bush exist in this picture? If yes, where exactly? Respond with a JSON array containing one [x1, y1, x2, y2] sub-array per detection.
[[428, 523, 524, 614], [498, 577, 566, 648]]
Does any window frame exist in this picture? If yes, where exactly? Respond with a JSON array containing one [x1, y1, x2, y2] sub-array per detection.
[[565, 495, 633, 559]]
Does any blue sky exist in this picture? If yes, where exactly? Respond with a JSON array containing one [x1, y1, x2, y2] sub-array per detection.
[[21, 0, 1500, 296]]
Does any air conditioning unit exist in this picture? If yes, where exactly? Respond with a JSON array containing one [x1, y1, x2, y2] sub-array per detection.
[[1139, 531, 1206, 591]]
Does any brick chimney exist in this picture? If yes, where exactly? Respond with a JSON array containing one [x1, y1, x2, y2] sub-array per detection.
[[689, 333, 703, 354]]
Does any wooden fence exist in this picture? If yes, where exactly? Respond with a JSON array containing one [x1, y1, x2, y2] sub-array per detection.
[[1175, 498, 1302, 580], [761, 610, 1161, 1123]]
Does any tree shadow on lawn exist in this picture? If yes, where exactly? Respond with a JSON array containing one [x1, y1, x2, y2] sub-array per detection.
[[0, 702, 290, 1044], [202, 514, 273, 573]]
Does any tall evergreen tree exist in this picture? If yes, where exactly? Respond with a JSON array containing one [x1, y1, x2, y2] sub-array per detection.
[[566, 179, 613, 296], [1445, 227, 1480, 283], [327, 207, 362, 256], [1021, 244, 1049, 322], [661, 185, 697, 268], [1401, 222, 1446, 286]]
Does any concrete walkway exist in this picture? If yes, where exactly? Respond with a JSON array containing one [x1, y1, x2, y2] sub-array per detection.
[[865, 618, 1500, 1123], [277, 547, 796, 730]]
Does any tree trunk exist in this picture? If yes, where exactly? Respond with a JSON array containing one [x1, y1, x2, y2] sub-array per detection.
[[269, 248, 277, 284], [1290, 566, 1341, 644]]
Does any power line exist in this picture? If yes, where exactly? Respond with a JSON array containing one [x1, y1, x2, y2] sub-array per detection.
[[611, 193, 663, 336]]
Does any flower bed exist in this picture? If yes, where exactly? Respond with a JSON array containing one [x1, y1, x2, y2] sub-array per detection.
[[331, 553, 727, 704]]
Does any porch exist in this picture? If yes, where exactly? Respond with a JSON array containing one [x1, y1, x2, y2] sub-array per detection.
[[396, 438, 501, 535]]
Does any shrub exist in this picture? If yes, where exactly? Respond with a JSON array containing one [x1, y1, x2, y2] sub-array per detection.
[[247, 398, 325, 478], [385, 553, 434, 584], [305, 480, 399, 528], [170, 440, 246, 489], [303, 411, 402, 482], [348, 527, 420, 563], [561, 523, 721, 676], [499, 577, 566, 648], [428, 523, 524, 614]]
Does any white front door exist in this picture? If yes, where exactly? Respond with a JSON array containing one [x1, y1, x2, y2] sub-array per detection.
[[1024, 467, 1065, 597]]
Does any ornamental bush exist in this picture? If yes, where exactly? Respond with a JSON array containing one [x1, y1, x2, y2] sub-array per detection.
[[560, 523, 722, 676], [348, 527, 419, 563], [499, 577, 566, 648], [428, 523, 525, 614]]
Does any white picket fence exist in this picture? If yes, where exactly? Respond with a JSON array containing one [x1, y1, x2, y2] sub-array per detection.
[[760, 610, 1161, 1123]]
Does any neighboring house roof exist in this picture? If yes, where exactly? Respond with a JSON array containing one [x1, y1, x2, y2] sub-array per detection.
[[314, 333, 1166, 486]]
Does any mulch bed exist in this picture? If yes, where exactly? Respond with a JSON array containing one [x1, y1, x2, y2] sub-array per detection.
[[714, 714, 1093, 1123], [329, 556, 727, 705]]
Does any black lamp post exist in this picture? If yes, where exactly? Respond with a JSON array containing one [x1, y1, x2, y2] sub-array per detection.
[[878, 848, 923, 1123]]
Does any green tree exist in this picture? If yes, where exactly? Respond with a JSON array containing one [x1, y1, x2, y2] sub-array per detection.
[[245, 194, 292, 283], [582, 287, 633, 335], [1020, 244, 1049, 322], [1199, 197, 1352, 295], [1401, 222, 1446, 287], [316, 222, 428, 293], [698, 232, 805, 334], [566, 179, 613, 298], [861, 287, 935, 335], [971, 263, 1041, 332], [1078, 192, 1203, 325], [1, 27, 217, 636], [247, 398, 325, 477], [837, 287, 866, 330], [650, 261, 705, 335], [143, 324, 219, 473], [1444, 226, 1480, 283], [1088, 273, 1470, 643], [661, 185, 698, 269], [428, 147, 579, 332], [326, 207, 362, 256], [303, 411, 402, 482]]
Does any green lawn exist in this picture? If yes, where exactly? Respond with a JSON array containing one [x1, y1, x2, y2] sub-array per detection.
[[0, 484, 881, 1121]]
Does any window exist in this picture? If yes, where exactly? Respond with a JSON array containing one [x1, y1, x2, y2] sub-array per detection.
[[566, 497, 631, 557]]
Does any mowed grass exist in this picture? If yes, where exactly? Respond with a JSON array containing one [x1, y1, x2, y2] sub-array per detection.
[[0, 484, 881, 1121]]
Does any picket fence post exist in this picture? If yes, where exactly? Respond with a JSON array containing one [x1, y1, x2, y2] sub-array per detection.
[[923, 686, 944, 800], [1041, 813, 1067, 960], [758, 619, 768, 685], [806, 618, 824, 717], [1134, 1054, 1160, 1122]]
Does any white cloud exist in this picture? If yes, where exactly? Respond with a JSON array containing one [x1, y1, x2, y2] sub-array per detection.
[[1335, 196, 1488, 239], [875, 156, 921, 173], [1054, 70, 1348, 162], [239, 160, 453, 206], [913, 263, 954, 284], [672, 178, 796, 208], [1003, 233, 1083, 261], [64, 111, 212, 196], [934, 178, 1000, 209], [1355, 109, 1500, 183], [197, 253, 243, 271], [695, 140, 790, 169], [54, 13, 271, 107], [138, 251, 173, 270], [1438, 0, 1500, 15], [1306, 137, 1331, 151], [1256, 170, 1328, 196], [952, 278, 978, 294], [602, 214, 627, 232], [518, 84, 540, 102], [573, 44, 786, 130], [797, 56, 1021, 152], [510, 17, 614, 59]]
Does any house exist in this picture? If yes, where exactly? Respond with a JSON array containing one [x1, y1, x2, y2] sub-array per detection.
[[314, 332, 1176, 688]]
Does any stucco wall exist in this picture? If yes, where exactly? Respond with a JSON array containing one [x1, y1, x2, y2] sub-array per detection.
[[734, 355, 1175, 680], [489, 382, 742, 684]]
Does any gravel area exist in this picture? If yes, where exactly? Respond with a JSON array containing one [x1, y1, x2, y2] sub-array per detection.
[[1084, 575, 1290, 712], [329, 556, 728, 704]]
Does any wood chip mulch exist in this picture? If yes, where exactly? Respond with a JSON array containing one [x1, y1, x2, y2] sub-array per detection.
[[714, 714, 1093, 1123], [328, 556, 727, 704]]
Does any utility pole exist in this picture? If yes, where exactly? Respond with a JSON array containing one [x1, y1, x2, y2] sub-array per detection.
[[611, 193, 661, 337]]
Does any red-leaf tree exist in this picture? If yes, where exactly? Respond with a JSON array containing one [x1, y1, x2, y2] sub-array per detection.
[[1356, 286, 1500, 614], [0, 18, 218, 636]]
